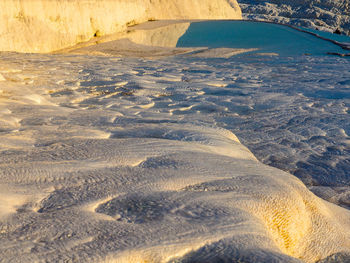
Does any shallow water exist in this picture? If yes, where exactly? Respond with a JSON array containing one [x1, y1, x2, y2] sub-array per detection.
[[177, 21, 350, 56], [299, 26, 350, 44]]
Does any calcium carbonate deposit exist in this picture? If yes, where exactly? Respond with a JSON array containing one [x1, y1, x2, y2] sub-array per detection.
[[239, 0, 350, 35], [0, 1, 350, 263]]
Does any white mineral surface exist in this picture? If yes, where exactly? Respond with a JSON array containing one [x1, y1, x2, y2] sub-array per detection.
[[239, 0, 350, 35], [0, 31, 350, 261], [0, 1, 350, 262]]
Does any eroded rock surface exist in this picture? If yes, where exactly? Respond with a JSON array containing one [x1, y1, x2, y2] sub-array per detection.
[[239, 0, 350, 35]]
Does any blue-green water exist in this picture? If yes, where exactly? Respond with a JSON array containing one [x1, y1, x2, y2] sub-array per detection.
[[299, 26, 350, 43], [176, 21, 350, 56]]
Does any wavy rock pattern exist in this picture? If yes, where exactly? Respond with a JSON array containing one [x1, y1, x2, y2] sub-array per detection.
[[239, 0, 350, 35], [0, 52, 349, 262]]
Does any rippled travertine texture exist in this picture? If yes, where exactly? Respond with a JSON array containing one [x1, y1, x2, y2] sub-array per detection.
[[0, 52, 350, 263], [0, 0, 241, 53]]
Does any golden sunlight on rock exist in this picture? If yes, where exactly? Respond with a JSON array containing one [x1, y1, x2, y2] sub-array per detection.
[[0, 0, 241, 53]]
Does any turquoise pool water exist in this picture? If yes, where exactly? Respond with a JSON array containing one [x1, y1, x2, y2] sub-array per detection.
[[299, 26, 350, 44], [176, 21, 350, 56]]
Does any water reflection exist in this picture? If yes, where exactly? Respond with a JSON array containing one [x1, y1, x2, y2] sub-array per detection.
[[127, 21, 191, 48], [128, 20, 350, 56]]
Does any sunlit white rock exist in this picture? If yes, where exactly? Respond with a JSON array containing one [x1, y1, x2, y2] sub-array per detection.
[[0, 0, 241, 53]]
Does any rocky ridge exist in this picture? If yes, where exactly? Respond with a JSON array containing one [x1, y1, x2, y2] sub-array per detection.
[[239, 0, 350, 35]]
